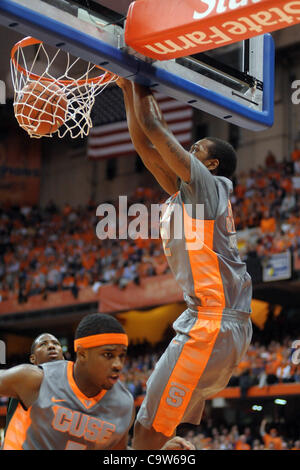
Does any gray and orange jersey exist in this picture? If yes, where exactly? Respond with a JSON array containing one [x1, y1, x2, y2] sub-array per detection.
[[160, 155, 252, 313], [3, 361, 134, 450]]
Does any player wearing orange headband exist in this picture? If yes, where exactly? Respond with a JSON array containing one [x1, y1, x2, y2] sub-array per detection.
[[0, 313, 192, 451]]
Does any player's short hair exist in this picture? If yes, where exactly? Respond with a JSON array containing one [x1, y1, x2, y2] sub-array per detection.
[[206, 136, 237, 178], [75, 313, 125, 340]]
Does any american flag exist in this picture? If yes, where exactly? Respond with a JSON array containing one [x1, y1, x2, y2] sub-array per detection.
[[87, 92, 193, 159]]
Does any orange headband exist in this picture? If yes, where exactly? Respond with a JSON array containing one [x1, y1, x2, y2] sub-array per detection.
[[74, 333, 128, 352]]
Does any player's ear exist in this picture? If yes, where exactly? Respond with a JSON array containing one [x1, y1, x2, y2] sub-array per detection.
[[29, 354, 36, 364], [76, 346, 88, 362], [204, 158, 219, 172]]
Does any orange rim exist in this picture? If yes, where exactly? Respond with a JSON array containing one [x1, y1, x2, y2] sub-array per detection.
[[11, 36, 118, 86]]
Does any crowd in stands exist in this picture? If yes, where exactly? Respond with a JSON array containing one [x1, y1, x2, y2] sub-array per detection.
[[176, 420, 300, 450], [122, 336, 299, 450], [227, 337, 300, 391], [122, 336, 300, 450], [0, 133, 298, 371], [1, 152, 300, 303], [232, 151, 300, 261], [121, 337, 300, 404], [0, 187, 169, 303], [122, 338, 300, 450]]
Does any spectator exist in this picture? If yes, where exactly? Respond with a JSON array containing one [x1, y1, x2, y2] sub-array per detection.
[[252, 438, 263, 450], [291, 439, 300, 450], [279, 192, 296, 219], [276, 358, 293, 383], [260, 210, 277, 234], [259, 419, 283, 450], [118, 260, 140, 289], [235, 434, 251, 450], [244, 426, 254, 447], [239, 368, 254, 398], [265, 150, 277, 168]]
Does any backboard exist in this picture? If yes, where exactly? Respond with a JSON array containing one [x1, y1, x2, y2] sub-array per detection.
[[0, 0, 274, 131]]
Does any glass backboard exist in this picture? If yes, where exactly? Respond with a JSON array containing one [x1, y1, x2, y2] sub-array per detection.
[[0, 0, 274, 131]]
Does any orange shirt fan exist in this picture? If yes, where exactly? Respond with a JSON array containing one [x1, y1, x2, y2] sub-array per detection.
[[11, 36, 118, 139]]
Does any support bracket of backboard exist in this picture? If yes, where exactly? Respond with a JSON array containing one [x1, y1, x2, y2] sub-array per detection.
[[0, 0, 274, 131]]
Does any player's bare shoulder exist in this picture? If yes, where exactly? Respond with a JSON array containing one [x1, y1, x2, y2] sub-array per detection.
[[0, 363, 44, 405], [16, 363, 44, 383]]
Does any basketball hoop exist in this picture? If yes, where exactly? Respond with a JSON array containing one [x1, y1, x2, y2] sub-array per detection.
[[10, 37, 118, 138]]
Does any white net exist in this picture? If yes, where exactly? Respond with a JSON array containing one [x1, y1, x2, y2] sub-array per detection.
[[10, 38, 118, 139]]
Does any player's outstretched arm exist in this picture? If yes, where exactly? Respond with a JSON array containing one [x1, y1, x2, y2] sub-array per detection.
[[117, 78, 178, 195], [0, 364, 43, 408], [259, 418, 267, 436], [132, 82, 192, 184]]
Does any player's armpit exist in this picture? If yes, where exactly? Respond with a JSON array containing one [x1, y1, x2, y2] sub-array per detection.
[[0, 364, 43, 407], [142, 153, 179, 195]]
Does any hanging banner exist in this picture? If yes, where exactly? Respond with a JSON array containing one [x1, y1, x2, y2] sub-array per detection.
[[125, 0, 300, 60], [98, 273, 183, 313]]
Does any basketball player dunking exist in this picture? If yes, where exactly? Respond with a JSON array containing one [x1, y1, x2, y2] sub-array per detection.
[[1, 314, 192, 450], [117, 78, 253, 450]]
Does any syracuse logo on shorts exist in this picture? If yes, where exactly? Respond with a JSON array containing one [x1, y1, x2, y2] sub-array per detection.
[[166, 382, 189, 408]]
